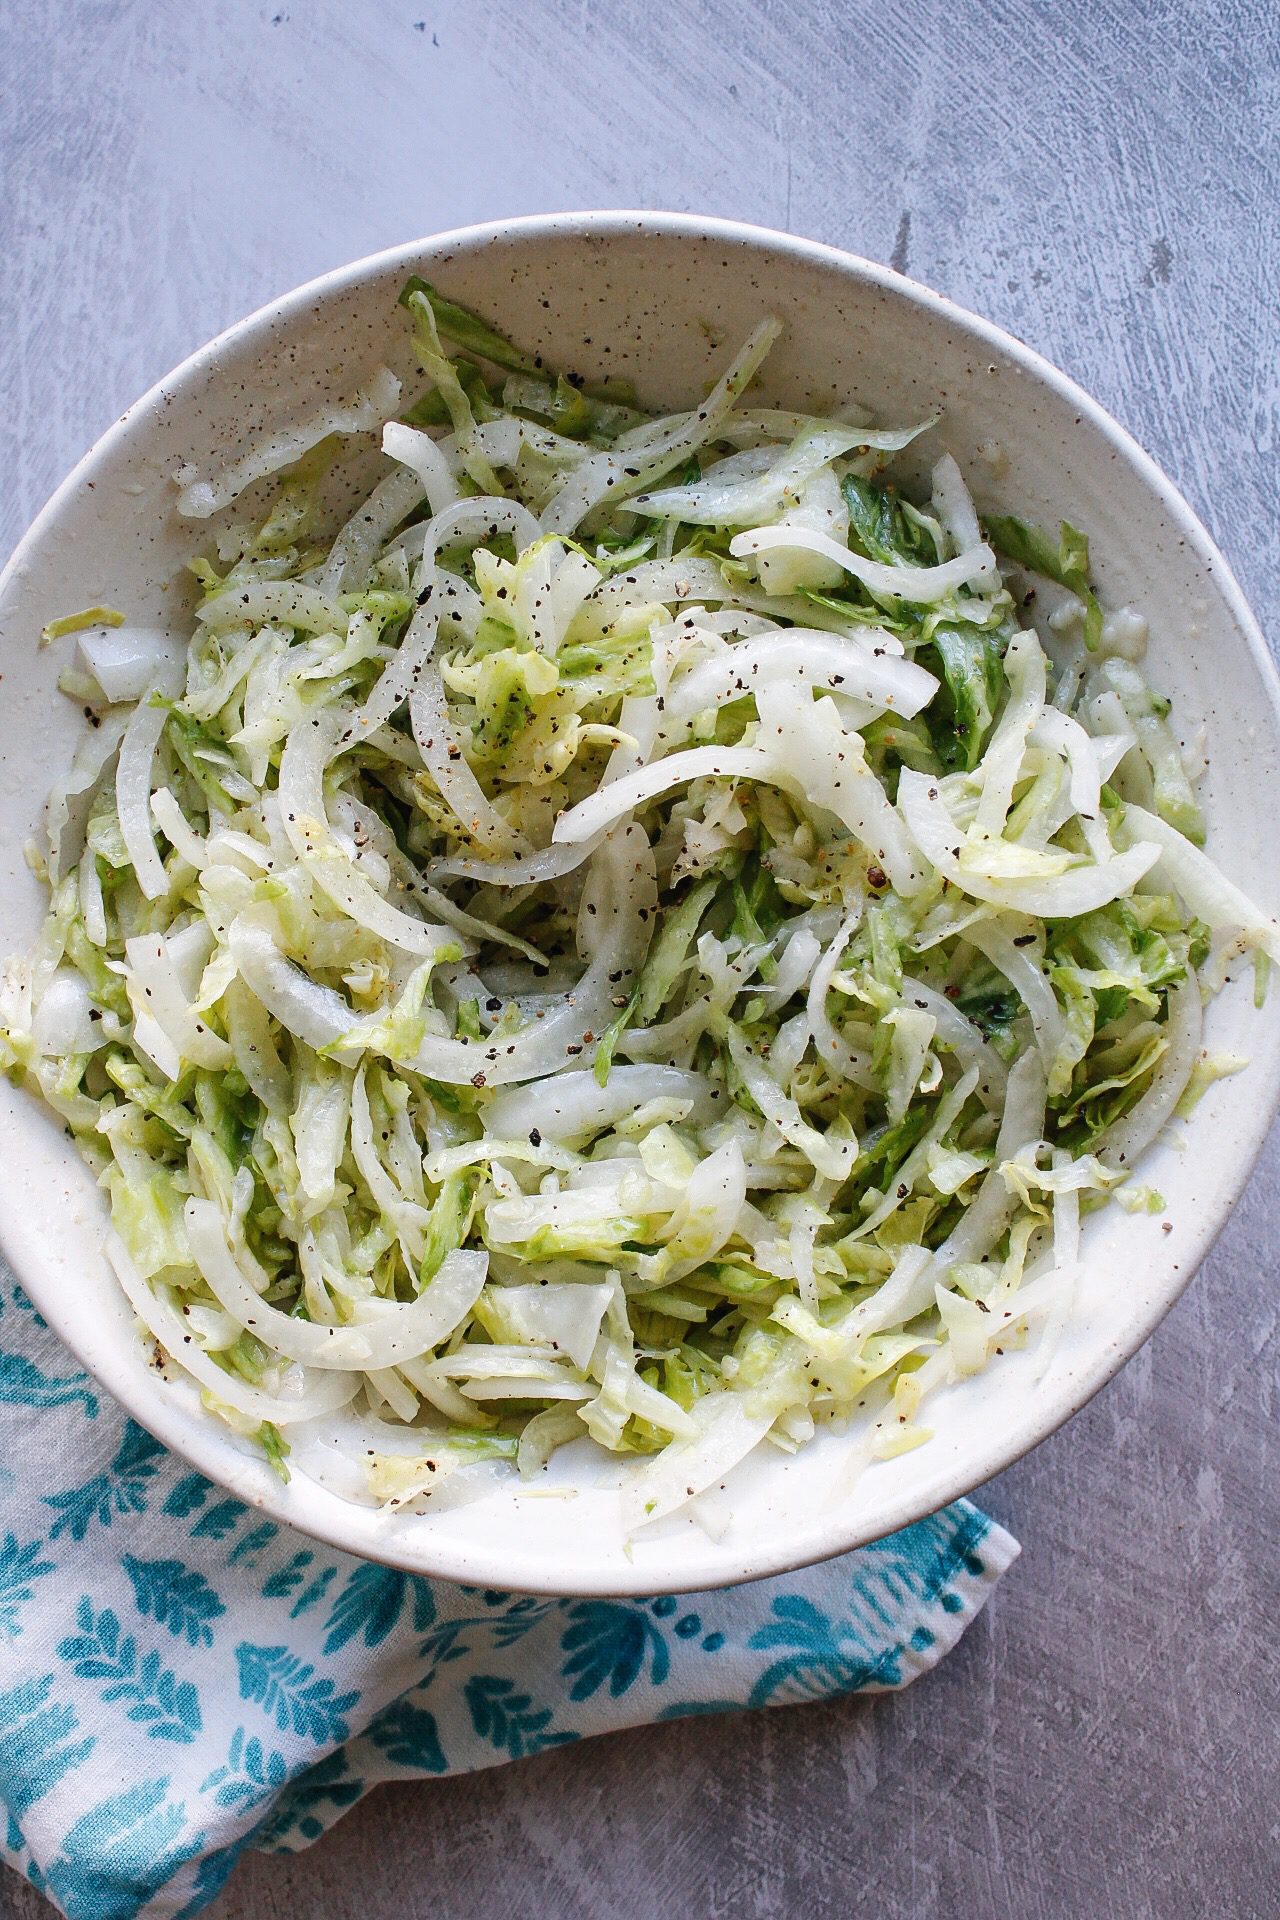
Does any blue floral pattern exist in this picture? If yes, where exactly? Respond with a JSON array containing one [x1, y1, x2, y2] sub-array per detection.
[[122, 1560, 226, 1650], [0, 1535, 55, 1639], [57, 1603, 203, 1745], [0, 1267, 1018, 1917], [560, 1601, 670, 1700], [43, 1425, 166, 1544]]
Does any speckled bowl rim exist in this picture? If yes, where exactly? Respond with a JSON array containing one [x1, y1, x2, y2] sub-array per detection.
[[3, 209, 1278, 1595]]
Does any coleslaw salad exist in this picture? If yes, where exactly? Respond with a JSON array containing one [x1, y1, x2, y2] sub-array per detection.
[[4, 283, 1276, 1531]]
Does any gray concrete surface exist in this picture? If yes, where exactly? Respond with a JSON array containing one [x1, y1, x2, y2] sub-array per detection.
[[2, 1, 1277, 1915]]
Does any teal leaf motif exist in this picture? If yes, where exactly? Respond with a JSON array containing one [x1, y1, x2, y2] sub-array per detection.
[[253, 1750, 361, 1848], [560, 1601, 670, 1701], [0, 1675, 95, 1854], [57, 1599, 202, 1744], [364, 1698, 447, 1772], [740, 1509, 990, 1708], [162, 1473, 212, 1519], [656, 1698, 749, 1720], [261, 1549, 314, 1600], [173, 1838, 256, 1920], [290, 1565, 338, 1618], [41, 1777, 203, 1920], [747, 1593, 902, 1707], [227, 1520, 278, 1566], [419, 1596, 555, 1671], [190, 1498, 243, 1541], [43, 1421, 166, 1542], [199, 1726, 289, 1809], [122, 1555, 226, 1649], [0, 1282, 47, 1329], [860, 1504, 991, 1598], [0, 1533, 55, 1639], [234, 1643, 360, 1744], [463, 1675, 577, 1759], [322, 1564, 436, 1654], [0, 1349, 97, 1417]]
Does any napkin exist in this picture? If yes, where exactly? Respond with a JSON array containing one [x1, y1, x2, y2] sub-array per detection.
[[0, 1263, 1017, 1920]]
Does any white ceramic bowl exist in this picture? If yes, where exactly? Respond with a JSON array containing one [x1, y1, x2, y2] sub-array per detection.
[[2, 212, 1277, 1595]]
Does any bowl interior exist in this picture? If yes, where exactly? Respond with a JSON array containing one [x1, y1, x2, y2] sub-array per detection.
[[2, 213, 1277, 1594]]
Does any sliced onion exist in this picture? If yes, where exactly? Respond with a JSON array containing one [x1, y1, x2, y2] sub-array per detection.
[[805, 911, 876, 1088], [960, 918, 1065, 1082], [349, 1065, 431, 1263], [462, 1378, 594, 1403], [485, 1066, 723, 1141], [900, 975, 1007, 1110], [544, 547, 603, 650], [482, 1282, 613, 1372], [150, 787, 208, 869], [32, 968, 105, 1055], [929, 1051, 1047, 1280], [408, 879, 545, 962], [353, 496, 540, 734], [45, 708, 128, 878], [278, 714, 464, 955], [755, 465, 850, 594], [540, 317, 782, 535], [223, 977, 291, 1111], [406, 823, 656, 1086], [78, 853, 108, 947], [730, 524, 999, 603], [314, 464, 428, 595], [227, 911, 352, 1050], [655, 629, 937, 740], [630, 424, 881, 527], [427, 837, 600, 889], [115, 693, 172, 900], [658, 1137, 747, 1280], [577, 555, 903, 650], [314, 854, 458, 957], [185, 1198, 486, 1370], [198, 582, 348, 635], [621, 1391, 777, 1530], [930, 452, 982, 553], [898, 769, 1159, 917], [410, 667, 529, 854], [381, 422, 462, 513], [1097, 972, 1202, 1169], [230, 821, 654, 1088], [724, 1026, 856, 1182], [1030, 708, 1113, 861], [883, 1006, 937, 1123], [106, 1232, 358, 1425], [552, 744, 776, 846], [290, 1060, 350, 1214], [79, 627, 184, 704], [427, 698, 654, 888], [973, 630, 1046, 839], [1121, 805, 1280, 964], [471, 416, 590, 469], [760, 927, 822, 1008], [123, 930, 232, 1074], [228, 834, 655, 1090], [755, 677, 926, 893]]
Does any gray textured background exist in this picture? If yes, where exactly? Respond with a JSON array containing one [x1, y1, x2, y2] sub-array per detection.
[[2, 1, 1278, 1915]]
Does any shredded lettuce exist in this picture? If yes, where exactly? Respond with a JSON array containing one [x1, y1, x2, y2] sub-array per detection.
[[3, 287, 1268, 1517], [986, 514, 1104, 650]]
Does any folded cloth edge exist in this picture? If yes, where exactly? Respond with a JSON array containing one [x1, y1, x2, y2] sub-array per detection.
[[0, 1268, 1018, 1920]]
